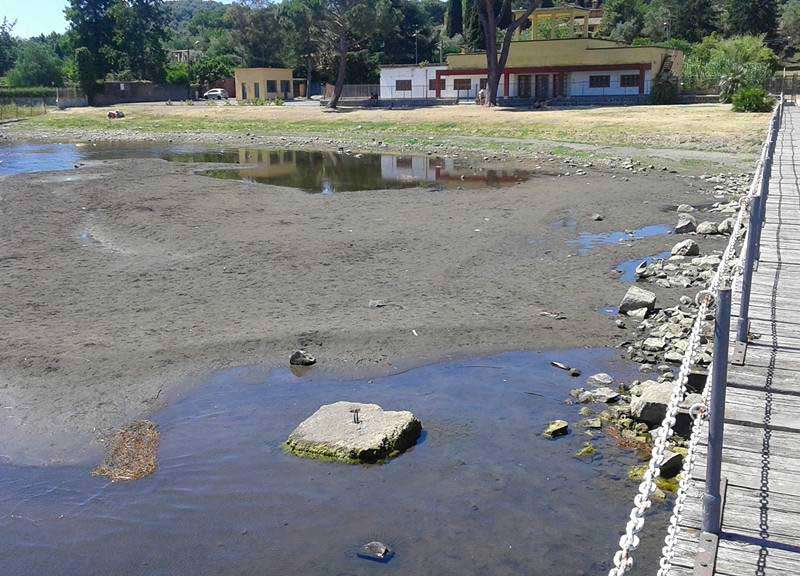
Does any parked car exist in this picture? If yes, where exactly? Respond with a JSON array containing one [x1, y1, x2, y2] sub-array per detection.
[[203, 88, 229, 100]]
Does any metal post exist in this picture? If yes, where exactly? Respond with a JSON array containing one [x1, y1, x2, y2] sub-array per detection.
[[703, 287, 732, 534], [736, 195, 761, 343]]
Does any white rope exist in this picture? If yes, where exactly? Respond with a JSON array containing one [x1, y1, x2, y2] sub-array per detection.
[[607, 97, 783, 576]]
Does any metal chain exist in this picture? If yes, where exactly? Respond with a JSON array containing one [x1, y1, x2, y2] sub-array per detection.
[[607, 97, 783, 576]]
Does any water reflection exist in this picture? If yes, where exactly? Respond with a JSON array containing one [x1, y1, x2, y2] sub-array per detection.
[[569, 224, 672, 255], [199, 149, 534, 193]]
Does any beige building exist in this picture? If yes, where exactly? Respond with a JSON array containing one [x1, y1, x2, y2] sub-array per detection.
[[234, 68, 294, 100]]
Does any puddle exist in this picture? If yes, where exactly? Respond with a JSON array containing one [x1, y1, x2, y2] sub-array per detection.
[[615, 251, 671, 283], [1, 143, 536, 193], [0, 349, 668, 575], [600, 305, 620, 316], [568, 224, 672, 255], [199, 150, 535, 193]]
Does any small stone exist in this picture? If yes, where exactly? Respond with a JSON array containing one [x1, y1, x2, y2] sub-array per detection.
[[358, 541, 394, 562], [569, 367, 582, 377], [543, 420, 569, 438], [587, 373, 614, 386], [615, 319, 626, 329], [576, 442, 597, 457], [290, 349, 317, 366], [660, 450, 684, 478], [584, 418, 602, 429], [591, 387, 620, 403], [676, 204, 695, 213], [717, 218, 734, 234], [368, 299, 387, 308], [592, 213, 604, 221], [671, 239, 700, 257], [675, 214, 697, 234], [642, 337, 666, 351]]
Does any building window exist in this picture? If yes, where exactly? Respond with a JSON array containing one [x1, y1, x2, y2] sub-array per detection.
[[479, 78, 487, 89], [266, 80, 277, 93], [395, 79, 412, 91], [280, 80, 290, 94], [453, 78, 472, 91], [428, 78, 445, 91], [621, 74, 640, 88], [589, 75, 611, 88], [253, 82, 260, 99], [241, 83, 247, 100]]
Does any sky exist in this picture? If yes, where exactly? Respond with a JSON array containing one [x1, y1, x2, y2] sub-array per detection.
[[4, 0, 69, 38]]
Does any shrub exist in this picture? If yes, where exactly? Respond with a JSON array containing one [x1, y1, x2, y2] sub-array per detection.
[[650, 78, 679, 104], [731, 86, 775, 112], [0, 86, 57, 97], [274, 96, 284, 106]]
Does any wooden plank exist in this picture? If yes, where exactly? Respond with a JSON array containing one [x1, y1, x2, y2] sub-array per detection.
[[724, 386, 800, 431], [693, 446, 800, 496], [697, 422, 800, 460], [681, 482, 800, 547], [673, 532, 800, 576]]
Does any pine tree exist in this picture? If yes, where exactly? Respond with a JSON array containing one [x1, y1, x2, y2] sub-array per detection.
[[446, 0, 463, 37], [726, 0, 778, 37], [463, 0, 485, 50]]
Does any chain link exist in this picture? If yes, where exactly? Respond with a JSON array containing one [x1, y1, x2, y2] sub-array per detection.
[[607, 97, 783, 576]]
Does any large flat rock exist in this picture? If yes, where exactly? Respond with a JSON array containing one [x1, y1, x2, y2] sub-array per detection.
[[285, 401, 422, 463]]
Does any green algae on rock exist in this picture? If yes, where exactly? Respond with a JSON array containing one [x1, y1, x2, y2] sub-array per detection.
[[285, 401, 422, 464]]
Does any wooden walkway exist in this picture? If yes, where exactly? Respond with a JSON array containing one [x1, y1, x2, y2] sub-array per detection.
[[668, 105, 800, 576]]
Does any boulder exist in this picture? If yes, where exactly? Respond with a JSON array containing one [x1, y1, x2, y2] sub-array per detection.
[[630, 381, 701, 436], [671, 239, 700, 257], [696, 221, 718, 235], [587, 373, 614, 386], [717, 218, 735, 235], [285, 401, 422, 463], [543, 420, 569, 438], [675, 214, 697, 234], [358, 541, 393, 562], [619, 286, 657, 315]]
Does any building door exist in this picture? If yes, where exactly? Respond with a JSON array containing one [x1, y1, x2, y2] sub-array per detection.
[[517, 75, 532, 98], [534, 75, 550, 100]]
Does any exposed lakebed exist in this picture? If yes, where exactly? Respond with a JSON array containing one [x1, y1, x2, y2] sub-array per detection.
[[0, 349, 668, 576]]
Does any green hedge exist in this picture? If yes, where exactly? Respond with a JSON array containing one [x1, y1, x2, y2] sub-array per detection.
[[0, 86, 59, 98], [731, 86, 775, 113]]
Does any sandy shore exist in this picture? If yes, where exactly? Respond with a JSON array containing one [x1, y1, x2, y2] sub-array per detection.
[[0, 139, 732, 465]]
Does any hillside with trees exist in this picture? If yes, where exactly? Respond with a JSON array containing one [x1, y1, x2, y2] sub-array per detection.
[[0, 0, 793, 101]]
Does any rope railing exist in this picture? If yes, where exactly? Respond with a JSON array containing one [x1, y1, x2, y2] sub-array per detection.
[[606, 95, 784, 576]]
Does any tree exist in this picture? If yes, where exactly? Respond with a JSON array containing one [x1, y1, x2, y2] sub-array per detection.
[[75, 46, 98, 104], [227, 1, 287, 68], [463, 0, 486, 51], [7, 42, 64, 87], [599, 0, 645, 40], [65, 0, 116, 78], [725, 0, 778, 37], [320, 0, 384, 108], [476, 0, 538, 106], [164, 61, 190, 85], [0, 18, 18, 76], [446, 0, 463, 37], [108, 0, 169, 81], [281, 0, 324, 96], [191, 54, 234, 86], [781, 0, 800, 45]]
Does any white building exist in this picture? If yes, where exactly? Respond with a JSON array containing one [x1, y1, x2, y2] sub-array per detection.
[[379, 64, 448, 100]]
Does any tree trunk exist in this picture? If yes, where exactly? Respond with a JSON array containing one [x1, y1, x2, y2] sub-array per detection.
[[328, 35, 348, 109], [480, 0, 541, 106], [306, 57, 313, 98]]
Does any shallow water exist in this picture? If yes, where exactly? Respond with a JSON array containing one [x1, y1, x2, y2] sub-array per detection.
[[0, 349, 669, 576], [615, 251, 672, 283], [569, 224, 673, 255], [0, 143, 534, 193]]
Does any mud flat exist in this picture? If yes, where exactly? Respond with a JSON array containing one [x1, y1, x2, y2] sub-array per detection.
[[0, 142, 731, 464]]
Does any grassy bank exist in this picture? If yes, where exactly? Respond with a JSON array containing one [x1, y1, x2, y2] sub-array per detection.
[[20, 101, 770, 153]]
